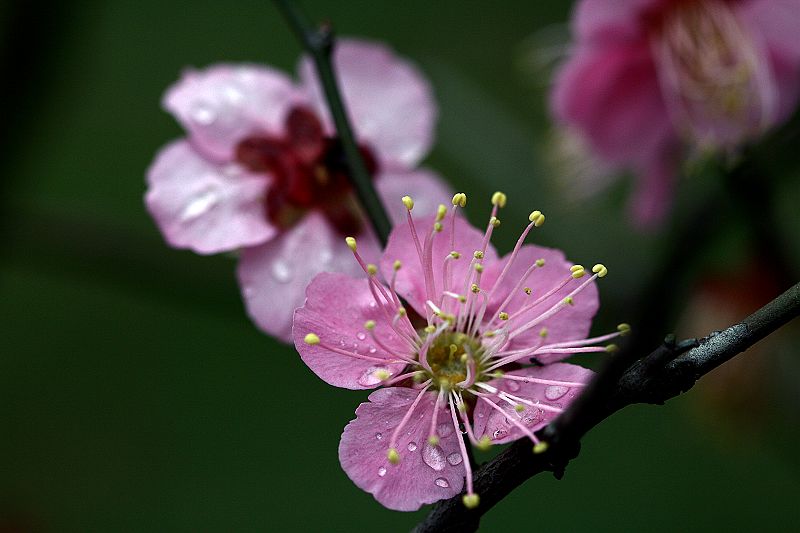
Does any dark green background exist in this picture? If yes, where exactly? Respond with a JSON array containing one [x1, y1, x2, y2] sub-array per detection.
[[2, 1, 799, 531]]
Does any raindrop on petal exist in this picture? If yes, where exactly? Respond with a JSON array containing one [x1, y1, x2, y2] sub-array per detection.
[[189, 102, 216, 125], [422, 443, 446, 471], [434, 477, 450, 488], [356, 332, 367, 341], [447, 452, 463, 466], [358, 367, 389, 387], [506, 380, 520, 392], [407, 442, 417, 452], [375, 432, 383, 441], [378, 467, 387, 477], [180, 189, 219, 222], [545, 385, 569, 400], [271, 260, 292, 283]]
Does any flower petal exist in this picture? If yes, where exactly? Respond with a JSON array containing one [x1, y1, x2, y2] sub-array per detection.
[[145, 139, 275, 254], [481, 244, 598, 358], [374, 167, 453, 225], [164, 64, 300, 161], [380, 215, 498, 318], [572, 0, 662, 43], [629, 141, 680, 228], [339, 388, 465, 511], [299, 38, 437, 167], [472, 363, 594, 445], [292, 271, 409, 389], [238, 211, 376, 343]]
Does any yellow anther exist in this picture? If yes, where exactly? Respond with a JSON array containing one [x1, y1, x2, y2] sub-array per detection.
[[539, 327, 548, 338], [617, 323, 631, 336], [460, 353, 468, 363], [563, 296, 574, 305], [375, 369, 391, 381], [515, 404, 525, 413], [436, 203, 447, 222], [471, 283, 479, 293], [438, 377, 450, 389], [491, 191, 507, 208], [492, 370, 505, 378], [473, 250, 484, 259], [434, 222, 443, 232], [367, 263, 378, 275], [524, 287, 532, 295], [413, 373, 425, 383], [449, 251, 461, 259], [393, 260, 402, 271], [458, 295, 467, 303], [592, 263, 608, 278], [474, 264, 484, 273], [387, 448, 400, 464], [499, 311, 509, 321], [571, 265, 586, 279], [452, 192, 467, 207], [424, 325, 436, 333], [463, 494, 480, 509], [477, 435, 492, 451], [490, 216, 501, 227], [528, 210, 545, 227], [535, 258, 546, 267], [397, 307, 407, 317], [483, 331, 496, 338], [533, 441, 549, 454], [427, 435, 440, 446], [605, 343, 619, 353], [570, 264, 583, 272], [364, 320, 376, 330], [304, 333, 320, 345], [401, 196, 414, 211], [345, 236, 357, 251]]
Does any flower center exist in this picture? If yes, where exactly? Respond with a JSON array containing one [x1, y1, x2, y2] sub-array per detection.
[[422, 329, 484, 389], [235, 106, 379, 234]]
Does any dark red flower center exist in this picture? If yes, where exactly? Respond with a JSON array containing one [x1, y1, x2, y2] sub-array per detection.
[[235, 106, 378, 235]]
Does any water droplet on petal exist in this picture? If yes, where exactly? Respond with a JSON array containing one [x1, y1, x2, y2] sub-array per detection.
[[422, 443, 446, 471], [545, 385, 569, 400], [447, 452, 463, 466], [271, 260, 292, 283], [506, 381, 520, 392], [375, 432, 383, 441], [369, 301, 377, 309], [434, 477, 450, 488], [223, 85, 244, 104], [378, 467, 387, 477], [357, 332, 367, 341], [180, 189, 219, 222], [407, 442, 417, 452], [368, 346, 377, 354], [492, 428, 508, 440], [358, 366, 389, 387], [189, 102, 216, 125]]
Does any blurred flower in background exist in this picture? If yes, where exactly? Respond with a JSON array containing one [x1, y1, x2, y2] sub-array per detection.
[[145, 38, 451, 341], [550, 0, 800, 226]]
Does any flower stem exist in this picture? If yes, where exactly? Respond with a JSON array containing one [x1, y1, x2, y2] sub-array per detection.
[[273, 0, 392, 245]]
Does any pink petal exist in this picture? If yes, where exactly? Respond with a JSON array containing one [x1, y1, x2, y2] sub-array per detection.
[[629, 141, 680, 229], [299, 38, 437, 167], [292, 271, 409, 389], [145, 139, 276, 255], [551, 40, 674, 167], [238, 211, 377, 343], [339, 388, 465, 511], [472, 363, 594, 445], [480, 244, 599, 359], [164, 64, 301, 161], [380, 215, 498, 318], [573, 0, 663, 43], [374, 167, 453, 225]]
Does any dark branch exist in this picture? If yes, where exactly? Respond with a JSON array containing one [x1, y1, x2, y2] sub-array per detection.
[[273, 0, 392, 245], [414, 281, 800, 532]]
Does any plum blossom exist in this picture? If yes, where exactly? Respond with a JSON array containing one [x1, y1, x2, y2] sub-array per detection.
[[294, 192, 628, 511], [145, 39, 451, 340], [551, 0, 800, 226]]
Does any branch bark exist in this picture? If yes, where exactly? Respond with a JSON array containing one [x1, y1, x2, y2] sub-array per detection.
[[414, 281, 800, 532], [273, 0, 392, 245]]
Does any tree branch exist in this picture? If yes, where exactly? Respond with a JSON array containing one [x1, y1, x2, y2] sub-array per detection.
[[414, 281, 800, 532], [273, 0, 392, 245]]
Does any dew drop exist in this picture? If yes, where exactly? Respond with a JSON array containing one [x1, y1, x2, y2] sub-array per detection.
[[357, 332, 367, 341], [378, 467, 387, 477], [180, 189, 219, 222], [506, 380, 520, 392], [368, 346, 377, 354], [271, 260, 292, 283], [492, 428, 508, 440], [434, 477, 450, 488], [407, 442, 417, 452], [358, 366, 388, 387], [375, 432, 383, 441], [447, 452, 463, 466], [189, 102, 216, 125], [422, 443, 446, 471], [545, 385, 569, 400], [369, 301, 378, 309]]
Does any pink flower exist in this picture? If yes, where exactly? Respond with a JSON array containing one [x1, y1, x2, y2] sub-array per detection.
[[145, 39, 451, 340], [551, 0, 800, 225], [294, 192, 627, 511]]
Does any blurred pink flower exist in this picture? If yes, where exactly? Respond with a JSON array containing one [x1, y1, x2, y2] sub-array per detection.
[[294, 192, 625, 510], [145, 39, 451, 340], [551, 0, 800, 226]]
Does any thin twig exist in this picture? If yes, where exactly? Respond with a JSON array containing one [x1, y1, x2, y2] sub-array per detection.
[[414, 281, 800, 532], [273, 0, 392, 245]]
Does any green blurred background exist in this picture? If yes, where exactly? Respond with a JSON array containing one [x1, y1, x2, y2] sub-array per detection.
[[2, 1, 799, 531]]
